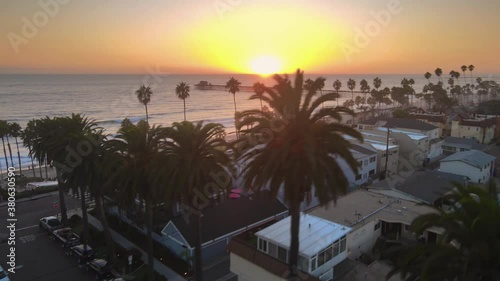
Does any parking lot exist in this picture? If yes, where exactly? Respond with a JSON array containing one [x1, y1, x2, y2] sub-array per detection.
[[0, 192, 96, 280]]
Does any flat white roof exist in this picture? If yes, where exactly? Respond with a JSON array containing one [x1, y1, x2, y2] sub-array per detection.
[[375, 127, 428, 141], [255, 213, 351, 258], [26, 181, 58, 188], [367, 142, 398, 151]]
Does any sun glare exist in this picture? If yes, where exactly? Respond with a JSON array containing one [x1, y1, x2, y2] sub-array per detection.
[[250, 56, 282, 75]]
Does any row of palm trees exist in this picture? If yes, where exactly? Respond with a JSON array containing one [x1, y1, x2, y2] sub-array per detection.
[[7, 68, 498, 281], [0, 120, 33, 178], [20, 69, 359, 281]]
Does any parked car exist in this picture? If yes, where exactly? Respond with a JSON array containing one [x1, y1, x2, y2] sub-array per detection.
[[69, 244, 95, 264], [0, 265, 9, 281], [51, 227, 80, 247], [39, 216, 62, 233], [85, 259, 113, 280]]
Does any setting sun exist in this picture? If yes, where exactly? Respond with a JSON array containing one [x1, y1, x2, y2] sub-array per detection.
[[250, 56, 282, 75]]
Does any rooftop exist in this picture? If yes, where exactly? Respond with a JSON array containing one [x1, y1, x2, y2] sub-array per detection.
[[360, 117, 439, 131], [440, 149, 496, 169], [350, 143, 377, 156], [375, 127, 428, 141], [371, 170, 466, 204], [409, 113, 447, 124], [308, 189, 435, 232], [452, 115, 497, 127], [166, 191, 288, 246], [443, 136, 487, 151], [256, 213, 351, 258]]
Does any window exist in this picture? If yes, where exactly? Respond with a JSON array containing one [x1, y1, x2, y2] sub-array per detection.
[[258, 239, 267, 253], [477, 127, 479, 131], [369, 169, 375, 176], [363, 173, 368, 179], [358, 160, 363, 167], [278, 246, 287, 262], [355, 174, 362, 180], [317, 249, 326, 267], [268, 243, 277, 257], [370, 156, 376, 163], [332, 242, 340, 257], [404, 224, 410, 231], [364, 159, 368, 165], [339, 236, 347, 253], [374, 222, 381, 231], [324, 245, 333, 262], [311, 256, 317, 271]]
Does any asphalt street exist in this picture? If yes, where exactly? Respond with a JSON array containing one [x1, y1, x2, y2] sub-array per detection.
[[0, 192, 96, 280]]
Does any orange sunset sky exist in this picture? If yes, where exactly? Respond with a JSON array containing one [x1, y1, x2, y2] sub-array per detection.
[[1, 0, 499, 75]]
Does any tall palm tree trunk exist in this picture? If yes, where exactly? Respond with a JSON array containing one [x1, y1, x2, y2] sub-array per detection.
[[194, 207, 203, 281], [28, 147, 36, 177], [95, 193, 117, 264], [288, 197, 301, 280], [44, 158, 49, 178], [37, 157, 43, 178], [183, 99, 187, 121], [145, 105, 149, 124], [80, 187, 90, 253], [233, 94, 238, 139], [259, 98, 263, 112], [14, 138, 22, 176], [55, 168, 68, 224], [1, 138, 9, 168], [145, 198, 155, 281], [6, 139, 14, 168]]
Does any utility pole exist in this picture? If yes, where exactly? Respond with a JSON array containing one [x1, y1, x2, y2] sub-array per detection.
[[385, 126, 390, 178]]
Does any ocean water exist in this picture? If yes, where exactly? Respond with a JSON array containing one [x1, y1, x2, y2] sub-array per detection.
[[0, 73, 498, 169]]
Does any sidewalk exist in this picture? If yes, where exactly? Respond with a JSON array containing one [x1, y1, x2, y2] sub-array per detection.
[[87, 213, 186, 281], [0, 190, 57, 207]]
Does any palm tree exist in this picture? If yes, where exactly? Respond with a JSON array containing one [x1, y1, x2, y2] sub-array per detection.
[[461, 65, 468, 84], [424, 72, 432, 84], [136, 84, 153, 123], [347, 78, 356, 102], [435, 68, 443, 83], [386, 181, 500, 281], [0, 120, 10, 169], [314, 77, 326, 105], [175, 82, 190, 121], [9, 122, 23, 176], [164, 121, 231, 281], [333, 79, 342, 107], [3, 124, 14, 169], [29, 116, 75, 224], [226, 77, 241, 138], [110, 119, 169, 281], [54, 115, 104, 258], [303, 78, 315, 93], [253, 82, 266, 112], [360, 79, 371, 99], [21, 120, 38, 177], [468, 65, 475, 86], [236, 69, 363, 279]]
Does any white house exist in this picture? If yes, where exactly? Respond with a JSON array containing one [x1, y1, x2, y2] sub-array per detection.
[[230, 213, 351, 281], [309, 189, 439, 260], [341, 144, 378, 187], [439, 150, 496, 184]]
